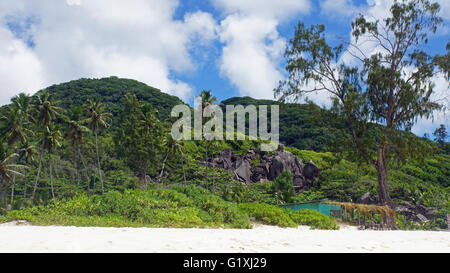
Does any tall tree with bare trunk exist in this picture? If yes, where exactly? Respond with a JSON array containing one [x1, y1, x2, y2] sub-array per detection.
[[275, 0, 448, 213]]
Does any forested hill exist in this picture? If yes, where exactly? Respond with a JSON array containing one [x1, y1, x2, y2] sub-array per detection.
[[221, 97, 340, 152], [41, 77, 183, 120], [1, 77, 430, 153]]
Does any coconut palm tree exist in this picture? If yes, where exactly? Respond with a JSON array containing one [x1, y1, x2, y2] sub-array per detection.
[[0, 144, 25, 208], [199, 90, 217, 190], [0, 106, 31, 146], [12, 93, 33, 123], [177, 140, 187, 186], [18, 141, 36, 201], [65, 106, 90, 192], [1, 94, 33, 205], [84, 99, 111, 194], [43, 123, 63, 199], [159, 135, 185, 182], [32, 90, 62, 201]]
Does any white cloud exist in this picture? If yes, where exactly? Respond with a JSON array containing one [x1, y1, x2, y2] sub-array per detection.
[[212, 0, 311, 20], [320, 0, 364, 19], [218, 15, 285, 99], [0, 26, 46, 102], [213, 0, 311, 99], [0, 0, 218, 104], [411, 74, 450, 136]]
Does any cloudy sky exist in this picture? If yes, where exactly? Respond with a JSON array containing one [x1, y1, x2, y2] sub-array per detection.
[[0, 0, 448, 136]]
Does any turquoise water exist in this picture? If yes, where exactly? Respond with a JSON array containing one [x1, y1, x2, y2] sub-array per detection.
[[280, 202, 342, 217]]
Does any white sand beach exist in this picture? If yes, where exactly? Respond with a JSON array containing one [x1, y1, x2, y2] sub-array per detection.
[[0, 221, 449, 253]]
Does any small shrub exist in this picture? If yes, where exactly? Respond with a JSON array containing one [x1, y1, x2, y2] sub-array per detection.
[[238, 203, 297, 228], [271, 171, 295, 204], [287, 209, 339, 230]]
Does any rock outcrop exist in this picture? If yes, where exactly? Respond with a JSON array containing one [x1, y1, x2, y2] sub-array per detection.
[[356, 192, 379, 205], [203, 145, 319, 192], [394, 201, 437, 222]]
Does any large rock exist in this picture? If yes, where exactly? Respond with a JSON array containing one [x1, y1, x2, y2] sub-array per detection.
[[235, 158, 252, 183], [303, 160, 319, 180], [394, 201, 437, 222], [268, 145, 304, 180], [356, 192, 378, 205], [204, 145, 319, 191]]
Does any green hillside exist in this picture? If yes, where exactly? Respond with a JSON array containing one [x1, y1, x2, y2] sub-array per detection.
[[221, 97, 340, 152], [0, 77, 448, 230], [42, 76, 183, 121]]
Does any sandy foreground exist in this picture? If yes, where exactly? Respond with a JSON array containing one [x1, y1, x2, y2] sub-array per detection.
[[0, 221, 449, 253]]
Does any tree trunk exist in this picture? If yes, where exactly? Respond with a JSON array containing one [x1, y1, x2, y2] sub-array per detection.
[[95, 131, 104, 194], [0, 175, 5, 208], [32, 141, 45, 201], [78, 147, 90, 196], [375, 147, 394, 207], [212, 166, 215, 192], [159, 153, 169, 179], [49, 156, 55, 200], [375, 147, 397, 229], [182, 153, 187, 187], [23, 170, 27, 201], [205, 142, 209, 190], [10, 173, 15, 206], [144, 170, 148, 190]]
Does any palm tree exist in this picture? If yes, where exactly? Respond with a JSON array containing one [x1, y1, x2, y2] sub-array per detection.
[[84, 99, 111, 194], [177, 140, 187, 186], [65, 106, 90, 193], [12, 93, 33, 123], [18, 141, 36, 201], [138, 107, 161, 188], [0, 144, 25, 208], [43, 123, 63, 199], [199, 90, 217, 124], [0, 106, 31, 146], [159, 135, 185, 183], [199, 90, 217, 190], [0, 94, 33, 205], [32, 90, 62, 201]]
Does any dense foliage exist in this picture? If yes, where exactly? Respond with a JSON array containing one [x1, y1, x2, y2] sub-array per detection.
[[275, 0, 449, 211], [221, 97, 340, 152], [39, 76, 183, 121], [4, 187, 251, 228], [0, 76, 448, 230]]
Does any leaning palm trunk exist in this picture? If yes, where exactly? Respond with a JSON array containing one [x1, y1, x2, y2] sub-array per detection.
[[78, 147, 90, 196], [159, 153, 170, 179], [23, 169, 28, 201], [94, 131, 104, 194], [212, 167, 215, 192], [205, 142, 209, 190], [0, 175, 5, 208], [49, 157, 55, 200], [181, 152, 187, 186], [10, 173, 15, 206], [32, 141, 45, 201]]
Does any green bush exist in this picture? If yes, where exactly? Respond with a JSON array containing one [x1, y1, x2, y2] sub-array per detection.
[[174, 186, 252, 228], [238, 203, 297, 228], [5, 187, 252, 229], [291, 191, 325, 203], [271, 171, 295, 204], [287, 209, 339, 230]]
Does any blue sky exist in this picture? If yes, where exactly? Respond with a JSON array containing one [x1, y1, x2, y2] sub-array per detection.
[[0, 0, 448, 136]]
